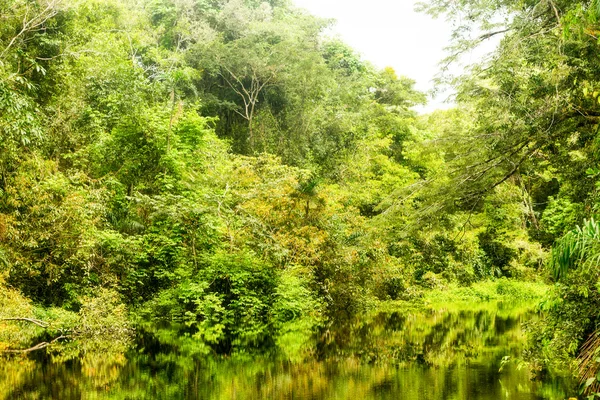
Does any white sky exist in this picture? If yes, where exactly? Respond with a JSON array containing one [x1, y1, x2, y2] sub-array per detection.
[[291, 0, 457, 112]]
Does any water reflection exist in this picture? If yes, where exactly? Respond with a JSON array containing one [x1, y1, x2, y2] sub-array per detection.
[[1, 303, 576, 399]]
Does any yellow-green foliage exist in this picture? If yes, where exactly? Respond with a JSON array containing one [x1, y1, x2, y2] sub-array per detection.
[[273, 266, 324, 361], [0, 285, 131, 370], [67, 289, 132, 389], [0, 287, 132, 396], [0, 284, 38, 351], [424, 279, 548, 305], [77, 288, 133, 343], [1, 158, 107, 304], [0, 0, 594, 381]]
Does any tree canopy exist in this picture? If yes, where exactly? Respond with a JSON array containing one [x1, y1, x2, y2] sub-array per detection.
[[1, 0, 600, 394]]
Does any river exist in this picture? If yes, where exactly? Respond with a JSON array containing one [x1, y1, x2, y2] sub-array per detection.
[[1, 302, 576, 399]]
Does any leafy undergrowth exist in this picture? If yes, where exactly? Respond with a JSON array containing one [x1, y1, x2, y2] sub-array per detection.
[[0, 281, 132, 355], [424, 278, 548, 305], [375, 278, 549, 313], [0, 283, 67, 351]]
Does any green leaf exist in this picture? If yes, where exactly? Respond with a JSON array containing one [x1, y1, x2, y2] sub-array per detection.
[[585, 377, 596, 388]]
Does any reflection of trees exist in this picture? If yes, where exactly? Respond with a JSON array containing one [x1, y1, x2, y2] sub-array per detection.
[[317, 305, 527, 368], [1, 305, 573, 399], [3, 335, 130, 400]]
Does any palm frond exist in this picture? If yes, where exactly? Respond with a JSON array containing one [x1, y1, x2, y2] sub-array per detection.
[[0, 247, 9, 269], [578, 329, 600, 395], [550, 218, 600, 281], [594, 0, 600, 19]]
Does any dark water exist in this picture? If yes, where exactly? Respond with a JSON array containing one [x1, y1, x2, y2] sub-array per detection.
[[0, 303, 576, 399]]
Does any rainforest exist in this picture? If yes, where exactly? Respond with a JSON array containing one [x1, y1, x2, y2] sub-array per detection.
[[1, 0, 600, 398]]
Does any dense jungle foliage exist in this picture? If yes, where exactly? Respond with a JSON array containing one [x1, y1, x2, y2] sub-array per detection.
[[2, 0, 600, 395]]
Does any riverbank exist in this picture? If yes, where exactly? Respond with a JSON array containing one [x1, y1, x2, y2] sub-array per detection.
[[375, 278, 549, 313]]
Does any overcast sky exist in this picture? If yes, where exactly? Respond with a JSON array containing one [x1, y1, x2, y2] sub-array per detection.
[[291, 0, 456, 112]]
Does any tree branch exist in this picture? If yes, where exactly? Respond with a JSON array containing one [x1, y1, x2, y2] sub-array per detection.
[[0, 0, 61, 61], [1, 317, 49, 328], [1, 335, 70, 354], [477, 28, 512, 42]]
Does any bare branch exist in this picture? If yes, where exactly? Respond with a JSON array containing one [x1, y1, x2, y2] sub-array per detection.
[[1, 335, 70, 354], [1, 0, 61, 60], [1, 317, 49, 328], [477, 28, 512, 42], [547, 0, 561, 27]]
